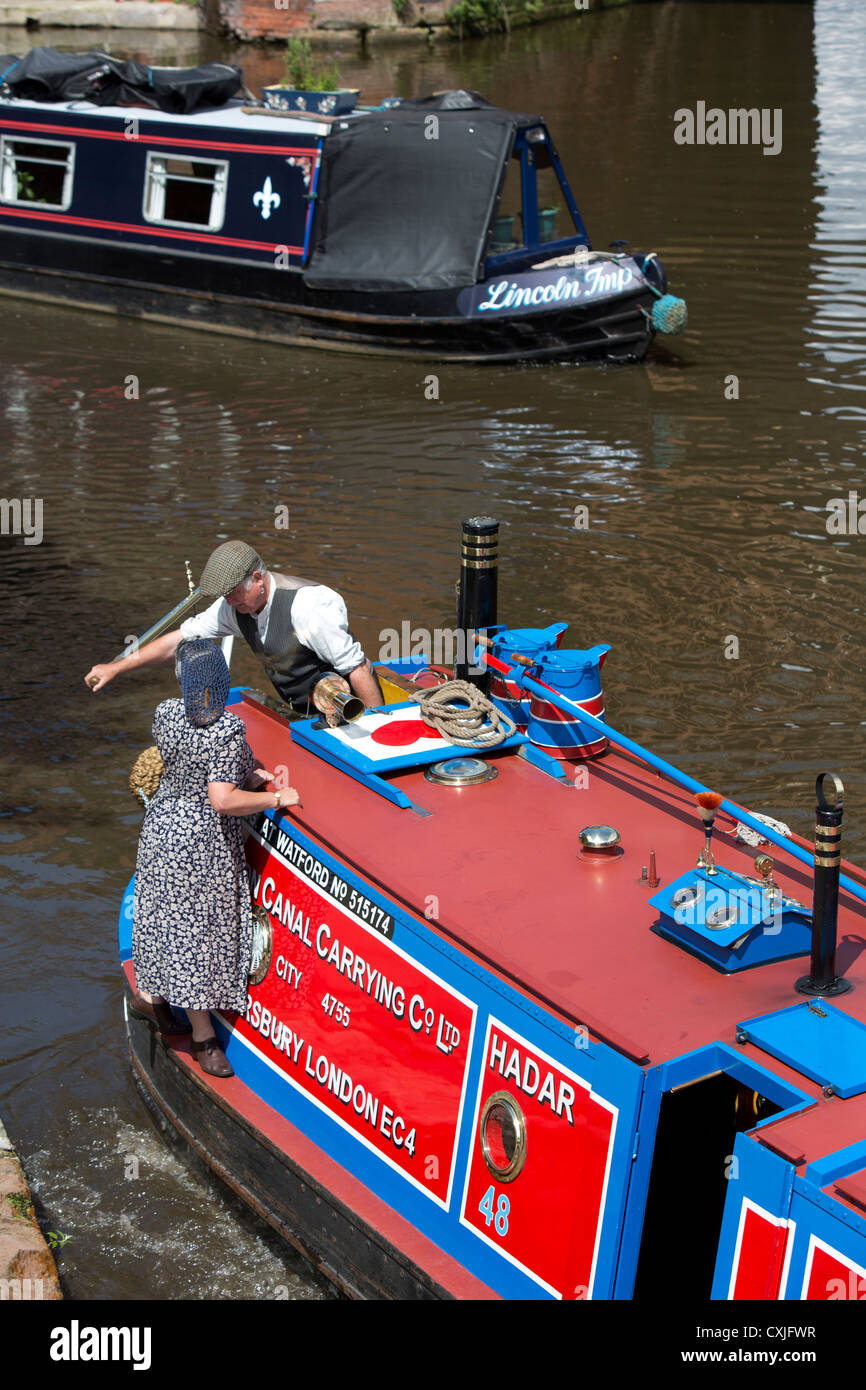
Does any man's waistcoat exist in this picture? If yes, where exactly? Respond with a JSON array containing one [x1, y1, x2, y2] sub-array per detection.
[[235, 574, 336, 705]]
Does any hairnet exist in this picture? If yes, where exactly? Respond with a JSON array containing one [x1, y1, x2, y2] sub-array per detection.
[[176, 639, 230, 727]]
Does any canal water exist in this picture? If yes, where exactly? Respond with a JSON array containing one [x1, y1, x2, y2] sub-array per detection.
[[0, 0, 864, 1299]]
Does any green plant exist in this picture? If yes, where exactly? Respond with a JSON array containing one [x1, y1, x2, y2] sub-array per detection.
[[393, 0, 411, 19], [47, 1231, 72, 1249], [283, 37, 341, 92], [16, 169, 38, 201], [445, 0, 508, 35], [6, 1193, 31, 1219]]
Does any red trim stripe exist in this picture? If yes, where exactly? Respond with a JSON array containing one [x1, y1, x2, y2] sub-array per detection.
[[529, 693, 605, 722], [0, 117, 320, 159], [0, 203, 302, 254]]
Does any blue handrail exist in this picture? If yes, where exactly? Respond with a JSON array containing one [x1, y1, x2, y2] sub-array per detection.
[[505, 662, 866, 911]]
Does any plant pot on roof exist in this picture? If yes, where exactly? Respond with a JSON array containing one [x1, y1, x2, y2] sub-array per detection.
[[262, 38, 359, 117]]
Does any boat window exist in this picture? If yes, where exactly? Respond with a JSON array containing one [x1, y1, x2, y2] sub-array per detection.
[[0, 137, 75, 210], [491, 155, 525, 253], [143, 154, 229, 232]]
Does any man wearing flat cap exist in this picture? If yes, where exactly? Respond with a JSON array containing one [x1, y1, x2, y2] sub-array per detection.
[[84, 540, 383, 711]]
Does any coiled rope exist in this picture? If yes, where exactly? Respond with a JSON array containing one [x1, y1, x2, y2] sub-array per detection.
[[412, 680, 516, 749]]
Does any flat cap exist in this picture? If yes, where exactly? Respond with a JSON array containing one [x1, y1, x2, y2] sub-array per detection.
[[199, 540, 263, 598]]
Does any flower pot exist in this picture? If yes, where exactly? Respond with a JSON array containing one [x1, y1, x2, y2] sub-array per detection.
[[491, 214, 516, 249], [538, 207, 560, 241], [262, 87, 360, 116]]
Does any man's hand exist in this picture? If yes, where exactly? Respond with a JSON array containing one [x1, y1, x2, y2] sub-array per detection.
[[84, 663, 117, 692], [83, 630, 183, 692]]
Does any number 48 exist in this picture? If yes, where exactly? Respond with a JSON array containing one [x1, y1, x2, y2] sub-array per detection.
[[479, 1185, 509, 1236]]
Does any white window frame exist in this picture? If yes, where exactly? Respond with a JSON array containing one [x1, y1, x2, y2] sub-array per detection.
[[142, 151, 229, 232], [0, 135, 76, 210]]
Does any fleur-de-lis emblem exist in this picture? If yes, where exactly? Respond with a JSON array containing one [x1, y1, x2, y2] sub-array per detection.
[[253, 177, 281, 221]]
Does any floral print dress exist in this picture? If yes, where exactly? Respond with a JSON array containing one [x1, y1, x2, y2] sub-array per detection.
[[133, 699, 255, 1011]]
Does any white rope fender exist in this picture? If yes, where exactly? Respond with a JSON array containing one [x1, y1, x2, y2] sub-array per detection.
[[412, 680, 517, 749]]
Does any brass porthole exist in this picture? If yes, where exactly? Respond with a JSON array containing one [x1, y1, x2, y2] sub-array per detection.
[[480, 1090, 527, 1183], [248, 904, 273, 986]]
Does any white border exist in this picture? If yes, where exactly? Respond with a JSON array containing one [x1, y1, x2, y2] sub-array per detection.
[[726, 1196, 795, 1300], [221, 824, 478, 1212], [458, 1015, 619, 1299], [800, 1230, 866, 1300], [0, 133, 76, 210]]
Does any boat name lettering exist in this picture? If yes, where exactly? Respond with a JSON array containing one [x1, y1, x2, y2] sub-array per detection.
[[258, 818, 393, 936], [489, 1031, 576, 1125], [459, 261, 637, 320]]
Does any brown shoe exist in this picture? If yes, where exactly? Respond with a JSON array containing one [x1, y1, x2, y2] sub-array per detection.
[[191, 1036, 234, 1078], [131, 993, 191, 1034]]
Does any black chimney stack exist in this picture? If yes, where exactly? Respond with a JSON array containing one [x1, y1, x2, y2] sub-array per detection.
[[456, 516, 498, 689], [796, 772, 851, 997]]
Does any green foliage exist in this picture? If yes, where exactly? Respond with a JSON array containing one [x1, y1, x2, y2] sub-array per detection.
[[16, 169, 38, 201], [445, 0, 507, 35], [47, 1230, 72, 1249], [6, 1192, 30, 1219], [393, 0, 411, 18], [445, 0, 564, 35], [283, 37, 341, 93]]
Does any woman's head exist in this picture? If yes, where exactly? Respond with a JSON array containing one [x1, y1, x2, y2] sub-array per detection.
[[175, 640, 230, 727]]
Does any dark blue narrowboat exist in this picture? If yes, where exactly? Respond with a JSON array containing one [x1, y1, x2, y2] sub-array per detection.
[[0, 48, 686, 362]]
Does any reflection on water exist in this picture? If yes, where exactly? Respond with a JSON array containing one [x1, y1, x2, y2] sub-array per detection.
[[1, 0, 865, 1300]]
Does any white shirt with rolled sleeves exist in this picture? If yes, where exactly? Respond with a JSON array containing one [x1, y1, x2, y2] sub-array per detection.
[[179, 578, 365, 675]]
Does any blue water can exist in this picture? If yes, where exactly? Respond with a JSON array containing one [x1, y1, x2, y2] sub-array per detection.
[[527, 645, 611, 759], [488, 623, 567, 727]]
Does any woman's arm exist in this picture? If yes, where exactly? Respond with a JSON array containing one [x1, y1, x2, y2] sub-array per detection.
[[208, 782, 300, 816]]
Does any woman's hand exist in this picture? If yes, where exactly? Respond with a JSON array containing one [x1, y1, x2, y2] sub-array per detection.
[[246, 767, 275, 789]]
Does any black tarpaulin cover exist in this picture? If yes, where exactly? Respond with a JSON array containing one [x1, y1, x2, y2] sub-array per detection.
[[0, 47, 243, 114], [304, 101, 538, 293]]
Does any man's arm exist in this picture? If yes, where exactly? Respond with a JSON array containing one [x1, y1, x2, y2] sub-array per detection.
[[84, 595, 237, 692], [347, 659, 384, 709], [292, 586, 383, 708], [84, 629, 183, 692]]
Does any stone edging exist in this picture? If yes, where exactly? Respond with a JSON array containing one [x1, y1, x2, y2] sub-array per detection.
[[0, 1114, 62, 1301]]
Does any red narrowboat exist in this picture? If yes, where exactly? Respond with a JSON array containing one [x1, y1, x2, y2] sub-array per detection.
[[117, 520, 866, 1300]]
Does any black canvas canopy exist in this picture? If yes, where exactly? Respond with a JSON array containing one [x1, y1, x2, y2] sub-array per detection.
[[304, 97, 542, 294], [0, 48, 242, 114]]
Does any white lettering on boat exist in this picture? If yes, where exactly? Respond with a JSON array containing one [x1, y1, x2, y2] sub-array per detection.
[[475, 263, 634, 315], [488, 1031, 576, 1125]]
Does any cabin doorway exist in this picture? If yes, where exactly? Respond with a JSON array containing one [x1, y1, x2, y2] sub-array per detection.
[[632, 1072, 781, 1299]]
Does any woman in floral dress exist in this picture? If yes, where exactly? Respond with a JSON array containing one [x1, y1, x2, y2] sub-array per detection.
[[132, 639, 299, 1077]]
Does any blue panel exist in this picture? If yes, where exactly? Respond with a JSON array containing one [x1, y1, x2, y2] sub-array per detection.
[[805, 1138, 866, 1188], [711, 1133, 795, 1299], [648, 865, 812, 971], [118, 873, 135, 960], [291, 701, 526, 775], [738, 1002, 866, 1098]]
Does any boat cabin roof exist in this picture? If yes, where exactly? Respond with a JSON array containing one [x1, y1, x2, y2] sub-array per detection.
[[234, 693, 866, 1075], [0, 95, 332, 138]]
